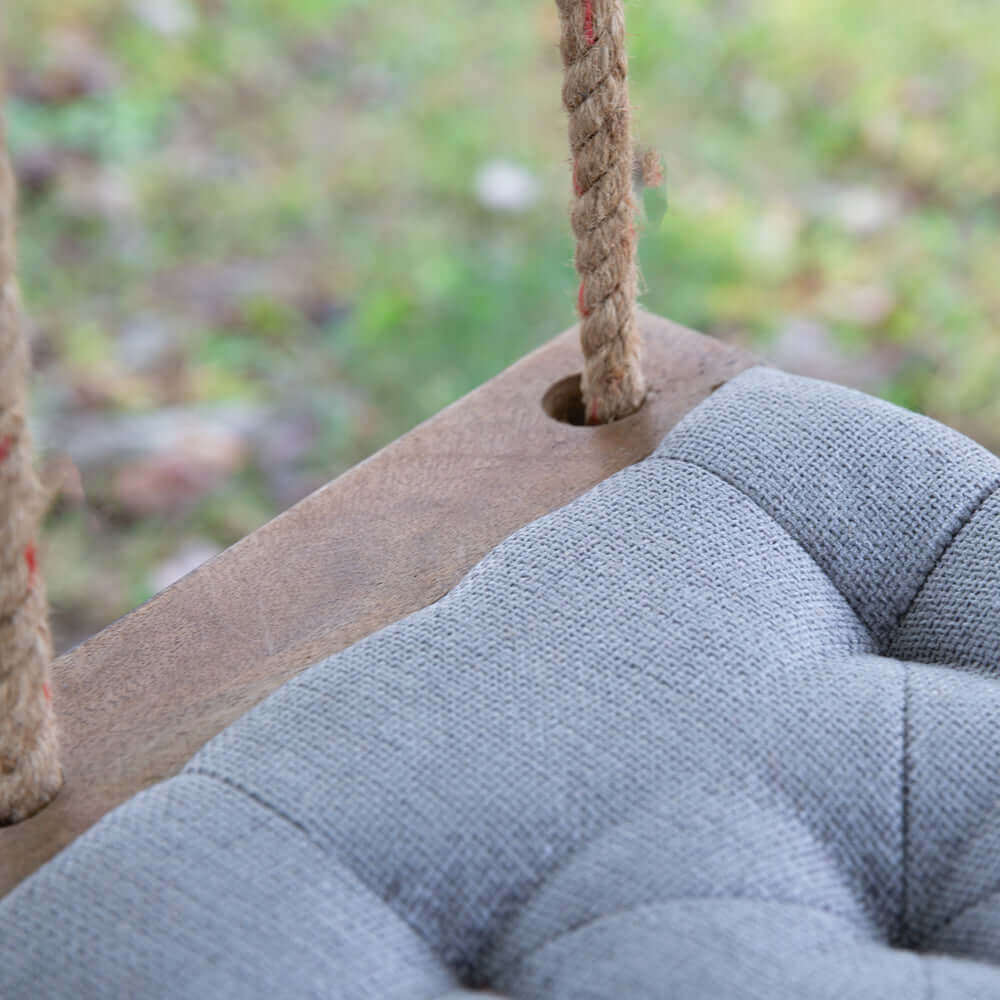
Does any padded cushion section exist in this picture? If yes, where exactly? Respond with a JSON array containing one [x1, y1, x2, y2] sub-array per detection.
[[495, 899, 999, 999], [182, 459, 887, 979], [2, 365, 999, 999], [0, 773, 459, 999], [660, 368, 1000, 649]]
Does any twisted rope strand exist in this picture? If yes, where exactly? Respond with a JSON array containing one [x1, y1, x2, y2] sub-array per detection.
[[0, 111, 62, 825], [556, 0, 645, 424]]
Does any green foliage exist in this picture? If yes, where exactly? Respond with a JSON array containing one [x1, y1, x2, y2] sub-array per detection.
[[7, 93, 170, 162], [5, 0, 998, 645]]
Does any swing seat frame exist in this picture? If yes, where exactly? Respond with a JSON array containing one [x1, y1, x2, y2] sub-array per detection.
[[0, 311, 754, 898]]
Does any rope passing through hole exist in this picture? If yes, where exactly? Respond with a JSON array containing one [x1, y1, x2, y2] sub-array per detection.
[[0, 106, 63, 826], [555, 0, 646, 424]]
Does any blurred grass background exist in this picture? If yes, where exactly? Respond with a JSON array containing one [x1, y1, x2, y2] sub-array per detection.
[[4, 0, 999, 651]]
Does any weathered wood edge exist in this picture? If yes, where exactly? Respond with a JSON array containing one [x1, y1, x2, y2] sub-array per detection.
[[0, 312, 757, 897]]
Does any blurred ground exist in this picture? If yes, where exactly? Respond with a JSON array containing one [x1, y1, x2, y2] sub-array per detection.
[[4, 0, 999, 652]]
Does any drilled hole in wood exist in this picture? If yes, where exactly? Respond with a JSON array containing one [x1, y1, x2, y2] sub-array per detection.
[[542, 374, 649, 425], [542, 374, 588, 426]]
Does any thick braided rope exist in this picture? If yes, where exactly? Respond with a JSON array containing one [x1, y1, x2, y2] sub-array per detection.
[[556, 0, 645, 424], [0, 112, 62, 825]]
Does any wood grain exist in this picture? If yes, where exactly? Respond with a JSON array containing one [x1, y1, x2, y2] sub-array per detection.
[[0, 311, 756, 897]]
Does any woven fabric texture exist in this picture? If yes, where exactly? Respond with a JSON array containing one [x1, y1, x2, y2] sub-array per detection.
[[2, 366, 999, 999]]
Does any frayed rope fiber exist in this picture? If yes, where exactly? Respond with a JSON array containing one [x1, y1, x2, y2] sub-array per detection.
[[556, 0, 646, 424], [0, 110, 62, 825]]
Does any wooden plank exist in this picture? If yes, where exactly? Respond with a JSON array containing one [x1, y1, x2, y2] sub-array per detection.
[[0, 312, 756, 897]]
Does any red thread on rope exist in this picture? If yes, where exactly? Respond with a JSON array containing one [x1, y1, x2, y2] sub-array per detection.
[[0, 434, 13, 463], [583, 0, 595, 46], [42, 682, 51, 703], [586, 400, 600, 425], [577, 281, 590, 317], [24, 542, 38, 582]]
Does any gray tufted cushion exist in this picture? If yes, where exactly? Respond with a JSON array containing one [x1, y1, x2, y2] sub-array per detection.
[[2, 366, 999, 999]]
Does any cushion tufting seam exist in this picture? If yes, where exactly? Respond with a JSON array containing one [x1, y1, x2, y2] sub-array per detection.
[[886, 479, 1000, 655], [185, 767, 448, 965], [899, 661, 913, 950], [922, 884, 1000, 947], [498, 895, 873, 979], [657, 456, 877, 647], [186, 767, 320, 849]]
